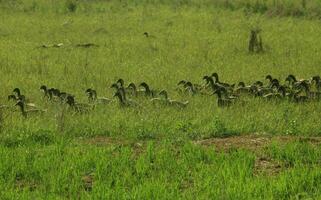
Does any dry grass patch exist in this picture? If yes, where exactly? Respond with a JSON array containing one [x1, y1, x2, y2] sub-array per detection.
[[254, 157, 282, 176], [194, 135, 321, 152]]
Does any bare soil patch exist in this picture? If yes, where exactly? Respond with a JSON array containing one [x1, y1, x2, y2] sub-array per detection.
[[82, 173, 94, 192], [77, 136, 128, 146], [194, 135, 321, 152], [254, 157, 282, 176], [76, 136, 146, 157], [15, 178, 37, 191]]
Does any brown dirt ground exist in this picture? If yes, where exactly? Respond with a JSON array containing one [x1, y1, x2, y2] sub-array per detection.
[[193, 135, 321, 152], [76, 136, 146, 157], [15, 178, 37, 191], [82, 173, 94, 192]]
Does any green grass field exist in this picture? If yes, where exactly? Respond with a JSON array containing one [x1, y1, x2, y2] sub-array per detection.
[[1, 0, 321, 199]]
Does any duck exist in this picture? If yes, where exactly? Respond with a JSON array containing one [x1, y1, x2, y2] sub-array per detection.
[[8, 94, 37, 109], [265, 75, 273, 87], [143, 32, 156, 38], [249, 81, 274, 97], [311, 76, 321, 92], [262, 86, 286, 100], [177, 80, 203, 94], [218, 87, 238, 100], [40, 85, 49, 98], [126, 83, 145, 96], [113, 90, 140, 107], [213, 89, 233, 107], [285, 74, 309, 90], [183, 81, 206, 95], [47, 88, 61, 101], [12, 88, 33, 103], [66, 95, 92, 113], [85, 88, 111, 104], [177, 80, 187, 86], [58, 92, 70, 102], [253, 81, 264, 87], [110, 83, 120, 91], [211, 73, 234, 88], [150, 90, 169, 104], [139, 82, 157, 97], [299, 81, 321, 100], [12, 88, 22, 98], [116, 78, 125, 88], [152, 90, 189, 108], [203, 76, 224, 92], [15, 101, 45, 118], [234, 82, 251, 95]]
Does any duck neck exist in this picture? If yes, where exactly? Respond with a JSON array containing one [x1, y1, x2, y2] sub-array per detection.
[[88, 93, 95, 102], [18, 104, 25, 115], [92, 91, 97, 100], [213, 75, 219, 83], [215, 91, 222, 99], [119, 88, 127, 101], [144, 86, 151, 95], [160, 92, 168, 100], [116, 94, 125, 105], [279, 88, 286, 97], [130, 85, 137, 96], [208, 78, 216, 90]]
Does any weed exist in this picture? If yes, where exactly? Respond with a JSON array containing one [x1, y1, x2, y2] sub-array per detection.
[[66, 0, 77, 13], [249, 28, 264, 53]]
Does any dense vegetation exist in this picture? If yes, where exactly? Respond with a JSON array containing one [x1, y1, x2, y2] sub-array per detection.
[[0, 0, 321, 199]]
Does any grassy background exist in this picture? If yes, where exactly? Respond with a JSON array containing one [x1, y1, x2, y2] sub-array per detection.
[[0, 0, 321, 199]]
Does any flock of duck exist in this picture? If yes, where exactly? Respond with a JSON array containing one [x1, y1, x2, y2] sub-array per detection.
[[1, 73, 320, 117]]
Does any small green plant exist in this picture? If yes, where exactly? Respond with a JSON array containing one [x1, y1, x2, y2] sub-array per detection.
[[286, 120, 298, 135], [206, 116, 228, 138], [0, 109, 2, 131], [66, 0, 77, 13], [248, 28, 263, 53], [301, 0, 306, 9]]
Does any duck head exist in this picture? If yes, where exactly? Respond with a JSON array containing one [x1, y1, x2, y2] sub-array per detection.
[[271, 79, 280, 88], [177, 80, 186, 86], [312, 76, 320, 83], [127, 83, 137, 90], [253, 81, 263, 87], [66, 95, 75, 106], [116, 79, 124, 87], [85, 88, 92, 94], [184, 82, 193, 88], [211, 73, 219, 82], [139, 82, 150, 92], [13, 88, 21, 96], [40, 85, 47, 91], [159, 90, 168, 99], [265, 75, 273, 82], [238, 82, 245, 87], [286, 74, 297, 83]]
